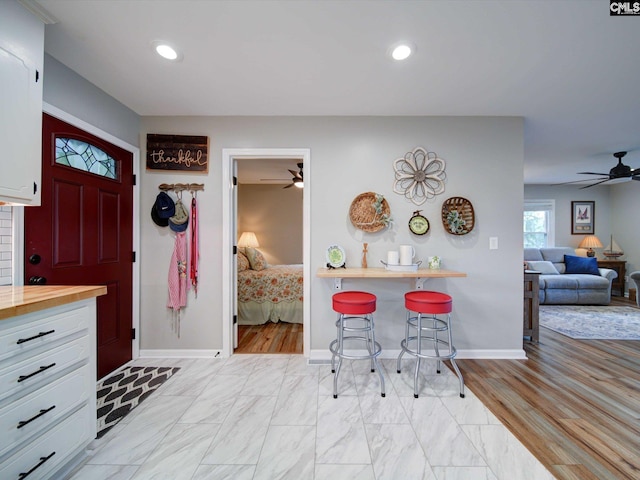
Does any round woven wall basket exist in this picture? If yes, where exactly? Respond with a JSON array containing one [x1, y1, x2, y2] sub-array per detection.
[[349, 192, 390, 233], [441, 196, 475, 235]]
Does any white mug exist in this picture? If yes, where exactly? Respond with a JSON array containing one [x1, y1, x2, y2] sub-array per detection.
[[387, 251, 399, 265], [399, 245, 415, 265], [428, 256, 441, 270]]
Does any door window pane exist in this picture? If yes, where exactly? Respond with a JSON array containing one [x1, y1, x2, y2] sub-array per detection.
[[55, 137, 117, 179]]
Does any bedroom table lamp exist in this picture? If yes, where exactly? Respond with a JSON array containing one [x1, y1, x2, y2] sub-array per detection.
[[578, 235, 603, 257], [238, 231, 260, 248]]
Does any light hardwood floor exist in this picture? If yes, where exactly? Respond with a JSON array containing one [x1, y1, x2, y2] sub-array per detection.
[[456, 297, 640, 480], [236, 321, 303, 354]]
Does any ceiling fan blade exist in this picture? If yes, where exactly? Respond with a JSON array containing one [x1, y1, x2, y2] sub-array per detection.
[[288, 169, 302, 179], [577, 171, 610, 176], [282, 183, 294, 189], [579, 178, 612, 189], [551, 177, 609, 186]]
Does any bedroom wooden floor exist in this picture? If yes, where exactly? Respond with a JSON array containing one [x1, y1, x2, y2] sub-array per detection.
[[455, 297, 640, 480], [236, 321, 303, 354]]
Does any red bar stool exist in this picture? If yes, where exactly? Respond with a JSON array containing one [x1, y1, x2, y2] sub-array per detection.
[[396, 290, 465, 398], [329, 291, 385, 399]]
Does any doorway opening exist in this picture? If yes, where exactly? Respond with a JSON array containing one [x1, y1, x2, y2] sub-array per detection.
[[222, 148, 311, 358], [235, 158, 303, 353]]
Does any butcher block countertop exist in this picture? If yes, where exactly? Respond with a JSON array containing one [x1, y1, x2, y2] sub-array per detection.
[[0, 285, 107, 320], [316, 267, 467, 278]]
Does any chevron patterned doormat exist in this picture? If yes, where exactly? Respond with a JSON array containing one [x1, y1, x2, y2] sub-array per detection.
[[97, 366, 180, 438], [540, 305, 640, 340]]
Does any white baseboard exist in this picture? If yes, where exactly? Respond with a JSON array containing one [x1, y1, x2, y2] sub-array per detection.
[[308, 348, 527, 364], [139, 349, 226, 358]]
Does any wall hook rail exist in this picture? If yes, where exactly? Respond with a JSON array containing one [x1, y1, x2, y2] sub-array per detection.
[[158, 183, 204, 193]]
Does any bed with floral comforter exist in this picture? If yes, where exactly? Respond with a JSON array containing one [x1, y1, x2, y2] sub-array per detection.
[[237, 264, 303, 325]]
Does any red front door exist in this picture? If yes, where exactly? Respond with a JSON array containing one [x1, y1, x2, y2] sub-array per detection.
[[25, 113, 134, 379]]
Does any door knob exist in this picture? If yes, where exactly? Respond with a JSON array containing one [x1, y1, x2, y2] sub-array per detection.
[[28, 276, 47, 285], [29, 254, 41, 265]]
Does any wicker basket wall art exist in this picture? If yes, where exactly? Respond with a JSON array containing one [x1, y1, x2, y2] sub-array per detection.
[[349, 192, 391, 233], [441, 196, 475, 235]]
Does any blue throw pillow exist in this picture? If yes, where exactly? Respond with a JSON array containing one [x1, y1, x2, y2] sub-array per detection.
[[564, 255, 600, 275]]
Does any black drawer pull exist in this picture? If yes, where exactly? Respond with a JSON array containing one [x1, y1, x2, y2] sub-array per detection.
[[17, 405, 56, 429], [18, 451, 56, 479], [17, 363, 56, 383], [17, 330, 56, 345]]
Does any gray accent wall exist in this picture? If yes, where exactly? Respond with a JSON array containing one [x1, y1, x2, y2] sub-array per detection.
[[43, 54, 140, 147], [140, 116, 525, 355]]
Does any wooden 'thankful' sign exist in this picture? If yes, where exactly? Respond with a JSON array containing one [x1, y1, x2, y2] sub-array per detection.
[[146, 134, 209, 172]]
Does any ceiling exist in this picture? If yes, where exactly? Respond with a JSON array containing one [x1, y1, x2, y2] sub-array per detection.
[[29, 0, 640, 185]]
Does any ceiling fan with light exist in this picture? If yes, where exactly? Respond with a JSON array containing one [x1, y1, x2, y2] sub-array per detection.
[[283, 162, 303, 189], [554, 151, 640, 189]]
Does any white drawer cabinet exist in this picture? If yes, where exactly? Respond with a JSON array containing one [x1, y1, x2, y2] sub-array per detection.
[[0, 298, 98, 480], [0, 404, 92, 480]]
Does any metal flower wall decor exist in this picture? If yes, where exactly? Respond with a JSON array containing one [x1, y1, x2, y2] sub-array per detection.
[[393, 147, 446, 205]]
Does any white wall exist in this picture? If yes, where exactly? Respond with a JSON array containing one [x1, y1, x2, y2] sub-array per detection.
[[140, 116, 524, 357], [526, 183, 639, 295], [524, 184, 612, 250], [238, 184, 303, 265], [610, 182, 640, 288]]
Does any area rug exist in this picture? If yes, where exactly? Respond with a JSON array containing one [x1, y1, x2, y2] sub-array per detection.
[[96, 366, 180, 438], [539, 305, 640, 340]]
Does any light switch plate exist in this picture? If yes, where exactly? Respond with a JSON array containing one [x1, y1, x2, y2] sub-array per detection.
[[489, 237, 498, 250]]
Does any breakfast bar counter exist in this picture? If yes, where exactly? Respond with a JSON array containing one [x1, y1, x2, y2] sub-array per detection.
[[317, 267, 467, 290]]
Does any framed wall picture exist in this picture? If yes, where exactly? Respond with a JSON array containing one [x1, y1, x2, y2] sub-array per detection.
[[571, 201, 595, 234]]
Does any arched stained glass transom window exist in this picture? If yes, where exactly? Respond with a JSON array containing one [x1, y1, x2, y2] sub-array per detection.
[[55, 137, 117, 179]]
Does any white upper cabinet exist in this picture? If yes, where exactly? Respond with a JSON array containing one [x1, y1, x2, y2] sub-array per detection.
[[0, 1, 44, 206]]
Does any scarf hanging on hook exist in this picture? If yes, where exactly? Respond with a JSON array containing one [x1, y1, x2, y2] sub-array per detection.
[[167, 231, 188, 337], [190, 191, 199, 296]]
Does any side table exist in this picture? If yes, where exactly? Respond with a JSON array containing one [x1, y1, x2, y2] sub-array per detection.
[[597, 259, 626, 297], [523, 271, 540, 343]]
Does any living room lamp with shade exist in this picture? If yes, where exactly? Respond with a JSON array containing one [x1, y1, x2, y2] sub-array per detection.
[[578, 235, 603, 257], [238, 231, 259, 249]]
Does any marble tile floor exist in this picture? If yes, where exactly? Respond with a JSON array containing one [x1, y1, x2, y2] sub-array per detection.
[[67, 355, 556, 480]]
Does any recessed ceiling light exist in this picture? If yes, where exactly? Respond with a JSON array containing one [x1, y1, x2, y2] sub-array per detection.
[[153, 41, 182, 61], [391, 44, 413, 61]]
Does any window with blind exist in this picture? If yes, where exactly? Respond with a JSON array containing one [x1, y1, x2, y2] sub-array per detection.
[[524, 200, 555, 248]]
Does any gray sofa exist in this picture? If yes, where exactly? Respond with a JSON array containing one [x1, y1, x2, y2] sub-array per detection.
[[524, 247, 617, 305]]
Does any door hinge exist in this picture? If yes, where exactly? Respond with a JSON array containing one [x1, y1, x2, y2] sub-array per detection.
[[233, 245, 237, 255], [132, 174, 137, 186], [132, 251, 136, 262], [233, 176, 238, 186], [233, 315, 237, 325], [131, 328, 136, 340], [33, 182, 38, 195], [35, 70, 39, 83]]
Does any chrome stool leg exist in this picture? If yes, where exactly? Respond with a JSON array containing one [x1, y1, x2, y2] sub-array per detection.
[[397, 309, 410, 374], [446, 313, 465, 398], [433, 315, 441, 374], [369, 314, 385, 397]]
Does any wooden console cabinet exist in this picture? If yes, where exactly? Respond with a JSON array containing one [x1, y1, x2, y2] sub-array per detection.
[[524, 271, 540, 343], [597, 259, 626, 297]]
